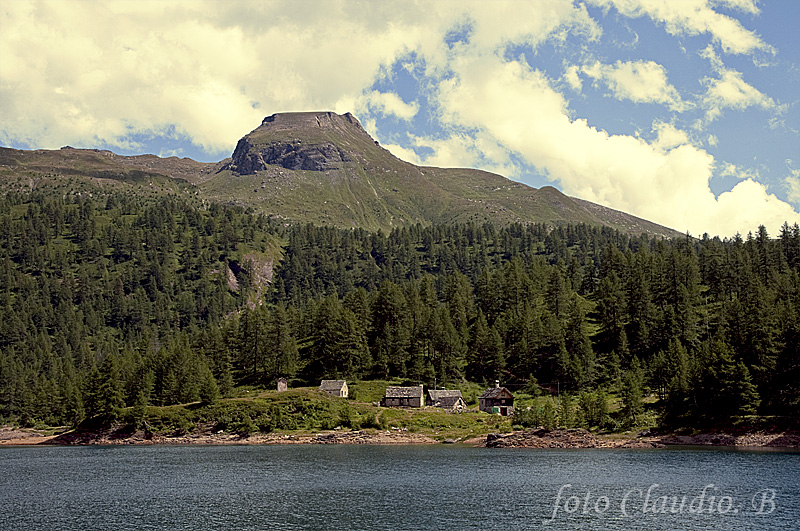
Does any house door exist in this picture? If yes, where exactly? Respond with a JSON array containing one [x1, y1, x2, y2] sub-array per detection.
[[500, 407, 508, 416]]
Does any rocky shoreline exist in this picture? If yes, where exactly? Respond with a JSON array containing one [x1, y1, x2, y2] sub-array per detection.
[[0, 426, 439, 446], [481, 428, 800, 449], [482, 428, 665, 449], [2, 425, 798, 449]]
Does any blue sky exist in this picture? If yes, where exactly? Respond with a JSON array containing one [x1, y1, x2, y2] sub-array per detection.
[[1, 0, 798, 236]]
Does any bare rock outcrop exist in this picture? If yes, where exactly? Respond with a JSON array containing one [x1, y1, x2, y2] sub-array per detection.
[[228, 112, 368, 175], [230, 138, 352, 174]]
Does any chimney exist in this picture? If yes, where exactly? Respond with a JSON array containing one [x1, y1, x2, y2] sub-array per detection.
[[495, 380, 500, 388]]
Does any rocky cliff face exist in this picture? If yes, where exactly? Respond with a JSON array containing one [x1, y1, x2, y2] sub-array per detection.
[[230, 137, 352, 173], [228, 112, 369, 174]]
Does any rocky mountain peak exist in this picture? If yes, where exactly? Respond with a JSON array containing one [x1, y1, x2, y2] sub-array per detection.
[[228, 111, 373, 175], [260, 111, 365, 132]]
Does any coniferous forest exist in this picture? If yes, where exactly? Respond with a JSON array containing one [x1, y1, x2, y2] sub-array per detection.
[[1, 190, 798, 430]]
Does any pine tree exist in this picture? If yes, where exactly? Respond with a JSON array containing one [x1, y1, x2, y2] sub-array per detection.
[[563, 295, 595, 389], [596, 271, 626, 341], [269, 304, 299, 380], [467, 312, 505, 382], [430, 304, 466, 386], [369, 281, 411, 377], [620, 357, 645, 427], [197, 363, 220, 404], [699, 339, 761, 421], [559, 394, 575, 428], [88, 354, 125, 422]]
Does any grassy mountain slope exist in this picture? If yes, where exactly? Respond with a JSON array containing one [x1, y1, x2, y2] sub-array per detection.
[[1, 112, 682, 237], [0, 145, 222, 192]]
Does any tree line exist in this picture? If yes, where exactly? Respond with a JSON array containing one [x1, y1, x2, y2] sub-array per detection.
[[0, 190, 798, 428]]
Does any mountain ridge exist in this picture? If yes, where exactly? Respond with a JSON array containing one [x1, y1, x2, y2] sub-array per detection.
[[0, 111, 682, 237]]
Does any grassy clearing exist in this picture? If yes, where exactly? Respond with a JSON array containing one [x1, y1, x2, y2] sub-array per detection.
[[96, 381, 668, 442], [112, 384, 517, 441]]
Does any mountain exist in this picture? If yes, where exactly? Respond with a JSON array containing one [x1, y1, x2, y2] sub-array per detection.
[[203, 111, 680, 236], [0, 111, 682, 237]]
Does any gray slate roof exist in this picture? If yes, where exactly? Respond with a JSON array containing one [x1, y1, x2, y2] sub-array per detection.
[[320, 380, 346, 391], [428, 389, 463, 401], [437, 396, 466, 408], [479, 387, 514, 399], [385, 385, 424, 398]]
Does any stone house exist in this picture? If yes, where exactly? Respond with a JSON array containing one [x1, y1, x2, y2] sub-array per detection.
[[427, 389, 467, 411], [479, 382, 514, 416], [319, 380, 348, 398], [381, 385, 425, 408]]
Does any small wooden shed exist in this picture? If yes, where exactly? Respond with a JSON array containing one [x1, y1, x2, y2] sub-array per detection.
[[381, 385, 425, 408], [320, 380, 348, 398]]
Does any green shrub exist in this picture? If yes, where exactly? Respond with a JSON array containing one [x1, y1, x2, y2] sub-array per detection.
[[276, 414, 299, 431], [230, 414, 256, 434], [514, 408, 539, 428], [255, 415, 274, 433]]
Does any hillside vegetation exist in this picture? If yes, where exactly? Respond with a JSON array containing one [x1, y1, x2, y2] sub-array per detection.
[[0, 188, 798, 434]]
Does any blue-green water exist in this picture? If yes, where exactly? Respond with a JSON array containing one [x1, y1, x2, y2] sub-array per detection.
[[0, 445, 798, 530]]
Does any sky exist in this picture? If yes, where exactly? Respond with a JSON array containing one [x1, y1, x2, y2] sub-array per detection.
[[1, 0, 799, 237]]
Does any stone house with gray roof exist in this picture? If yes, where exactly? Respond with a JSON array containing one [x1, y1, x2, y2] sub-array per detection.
[[479, 383, 514, 416], [381, 385, 425, 408], [427, 389, 467, 411], [319, 380, 348, 398]]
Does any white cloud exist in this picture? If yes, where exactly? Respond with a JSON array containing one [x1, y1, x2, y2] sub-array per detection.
[[388, 132, 522, 179], [652, 121, 692, 151], [717, 161, 761, 181], [786, 170, 800, 208], [711, 0, 761, 16], [382, 142, 424, 166], [563, 65, 583, 92], [701, 67, 776, 122], [360, 91, 419, 121], [0, 0, 448, 154], [0, 0, 598, 156], [432, 55, 798, 236], [588, 0, 773, 55], [461, 0, 601, 53], [582, 60, 686, 110], [695, 44, 779, 124], [710, 179, 799, 235], [0, 2, 271, 154]]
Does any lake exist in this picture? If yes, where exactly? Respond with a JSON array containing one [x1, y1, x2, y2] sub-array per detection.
[[1, 445, 798, 530]]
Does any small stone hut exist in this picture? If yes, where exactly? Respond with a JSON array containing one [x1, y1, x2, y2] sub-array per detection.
[[427, 389, 467, 411], [319, 380, 348, 398], [479, 382, 514, 416], [277, 377, 288, 392], [382, 385, 425, 408]]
